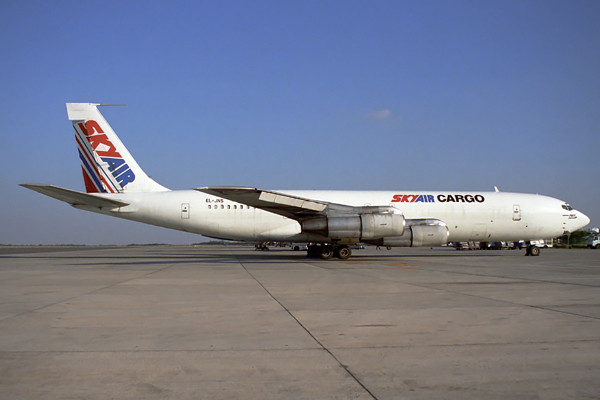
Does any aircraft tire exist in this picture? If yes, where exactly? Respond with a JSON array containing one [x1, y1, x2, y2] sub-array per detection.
[[320, 246, 334, 260], [530, 246, 540, 256], [335, 246, 352, 260]]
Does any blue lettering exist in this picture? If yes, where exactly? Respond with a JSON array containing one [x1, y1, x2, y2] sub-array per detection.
[[415, 195, 425, 202], [102, 157, 136, 187], [116, 169, 135, 186], [113, 163, 129, 177], [102, 157, 125, 174], [427, 195, 435, 203]]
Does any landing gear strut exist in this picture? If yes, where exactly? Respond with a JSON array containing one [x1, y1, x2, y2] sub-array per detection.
[[307, 244, 352, 260]]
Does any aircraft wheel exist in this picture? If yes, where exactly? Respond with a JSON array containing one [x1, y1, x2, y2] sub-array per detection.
[[320, 246, 334, 260], [335, 246, 352, 260], [530, 246, 540, 256]]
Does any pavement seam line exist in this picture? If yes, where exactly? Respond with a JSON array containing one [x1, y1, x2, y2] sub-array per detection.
[[237, 259, 379, 400]]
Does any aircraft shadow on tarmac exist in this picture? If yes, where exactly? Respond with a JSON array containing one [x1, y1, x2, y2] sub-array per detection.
[[0, 246, 523, 267]]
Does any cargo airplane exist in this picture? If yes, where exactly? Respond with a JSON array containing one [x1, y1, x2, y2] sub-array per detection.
[[21, 103, 590, 259]]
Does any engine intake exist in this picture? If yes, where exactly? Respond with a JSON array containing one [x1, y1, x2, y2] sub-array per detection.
[[301, 207, 405, 240]]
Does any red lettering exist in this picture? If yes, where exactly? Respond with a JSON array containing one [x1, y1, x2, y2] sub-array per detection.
[[392, 194, 425, 203], [78, 120, 104, 137], [85, 120, 104, 136], [87, 134, 121, 157], [77, 122, 88, 136]]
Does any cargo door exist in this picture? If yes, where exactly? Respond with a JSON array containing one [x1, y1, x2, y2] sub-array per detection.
[[181, 203, 190, 219], [512, 205, 521, 221]]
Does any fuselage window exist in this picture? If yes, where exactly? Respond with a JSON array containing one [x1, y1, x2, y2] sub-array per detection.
[[227, 205, 230, 209], [221, 205, 224, 209], [208, 205, 211, 209], [234, 205, 237, 209]]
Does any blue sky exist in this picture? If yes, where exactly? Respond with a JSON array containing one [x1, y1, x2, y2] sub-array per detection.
[[1, 0, 599, 245]]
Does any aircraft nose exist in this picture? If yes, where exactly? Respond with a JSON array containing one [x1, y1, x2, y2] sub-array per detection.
[[564, 210, 590, 233], [579, 211, 590, 228], [569, 210, 591, 231]]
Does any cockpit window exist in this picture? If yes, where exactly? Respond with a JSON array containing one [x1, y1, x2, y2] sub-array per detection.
[[562, 204, 573, 211]]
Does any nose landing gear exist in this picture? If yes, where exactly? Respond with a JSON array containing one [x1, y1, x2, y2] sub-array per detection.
[[525, 245, 540, 256]]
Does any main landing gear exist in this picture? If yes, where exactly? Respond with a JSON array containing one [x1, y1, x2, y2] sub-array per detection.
[[525, 245, 540, 256], [307, 244, 352, 260]]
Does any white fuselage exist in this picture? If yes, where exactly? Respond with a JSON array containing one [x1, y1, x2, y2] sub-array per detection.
[[77, 190, 589, 244]]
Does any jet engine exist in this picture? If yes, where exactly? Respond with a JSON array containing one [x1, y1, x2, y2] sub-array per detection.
[[363, 219, 449, 247], [301, 206, 405, 240]]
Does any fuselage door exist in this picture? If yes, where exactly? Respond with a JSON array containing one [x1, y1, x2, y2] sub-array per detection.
[[512, 205, 521, 221], [181, 203, 190, 219]]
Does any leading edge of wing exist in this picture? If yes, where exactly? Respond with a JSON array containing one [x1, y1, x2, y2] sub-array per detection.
[[20, 184, 129, 208], [195, 186, 353, 220]]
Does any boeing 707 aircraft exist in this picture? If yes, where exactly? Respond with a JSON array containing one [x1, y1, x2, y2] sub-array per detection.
[[21, 103, 590, 259]]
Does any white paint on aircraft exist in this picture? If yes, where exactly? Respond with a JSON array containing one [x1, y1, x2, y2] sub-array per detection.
[[21, 103, 590, 259]]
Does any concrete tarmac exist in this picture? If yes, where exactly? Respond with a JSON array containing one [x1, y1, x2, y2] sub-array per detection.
[[1, 245, 599, 399]]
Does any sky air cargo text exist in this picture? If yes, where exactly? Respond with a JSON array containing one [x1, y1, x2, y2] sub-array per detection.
[[392, 194, 485, 203]]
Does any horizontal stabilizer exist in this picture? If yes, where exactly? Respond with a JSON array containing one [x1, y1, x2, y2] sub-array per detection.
[[20, 184, 129, 208]]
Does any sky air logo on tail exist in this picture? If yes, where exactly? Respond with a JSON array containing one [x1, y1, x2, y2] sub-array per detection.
[[74, 120, 135, 193]]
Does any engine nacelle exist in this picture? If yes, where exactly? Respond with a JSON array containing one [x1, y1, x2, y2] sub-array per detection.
[[301, 208, 405, 240], [363, 219, 449, 247]]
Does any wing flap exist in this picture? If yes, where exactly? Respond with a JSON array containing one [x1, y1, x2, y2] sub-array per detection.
[[21, 184, 129, 208], [258, 191, 326, 211]]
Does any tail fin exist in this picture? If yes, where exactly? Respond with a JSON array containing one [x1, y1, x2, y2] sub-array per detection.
[[67, 103, 169, 193]]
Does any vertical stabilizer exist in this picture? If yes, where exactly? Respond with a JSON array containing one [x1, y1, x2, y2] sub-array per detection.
[[67, 103, 169, 193]]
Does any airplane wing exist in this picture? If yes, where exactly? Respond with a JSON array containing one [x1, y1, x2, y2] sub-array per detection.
[[195, 186, 358, 220], [20, 184, 129, 208]]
